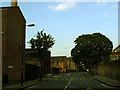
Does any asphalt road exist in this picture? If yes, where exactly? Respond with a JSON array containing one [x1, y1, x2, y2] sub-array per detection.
[[25, 72, 116, 90]]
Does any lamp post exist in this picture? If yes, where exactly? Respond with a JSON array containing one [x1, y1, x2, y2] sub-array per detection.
[[21, 24, 35, 86]]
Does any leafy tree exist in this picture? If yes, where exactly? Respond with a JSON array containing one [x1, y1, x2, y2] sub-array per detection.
[[29, 38, 36, 49], [28, 29, 55, 80], [71, 33, 113, 74]]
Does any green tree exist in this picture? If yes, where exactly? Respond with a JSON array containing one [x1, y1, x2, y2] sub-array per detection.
[[28, 29, 55, 80], [29, 38, 36, 49], [71, 33, 113, 74]]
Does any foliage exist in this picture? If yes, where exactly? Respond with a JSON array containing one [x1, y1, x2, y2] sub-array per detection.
[[28, 29, 55, 53], [71, 33, 113, 67], [27, 29, 55, 80], [28, 38, 36, 49]]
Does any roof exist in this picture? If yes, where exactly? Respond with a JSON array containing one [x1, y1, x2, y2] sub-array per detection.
[[51, 56, 66, 58], [25, 49, 51, 56], [113, 45, 120, 51], [0, 6, 26, 22]]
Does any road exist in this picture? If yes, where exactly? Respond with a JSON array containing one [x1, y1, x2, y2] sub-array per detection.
[[25, 72, 116, 89]]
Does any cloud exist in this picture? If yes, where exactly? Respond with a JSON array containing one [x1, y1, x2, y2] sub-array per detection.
[[64, 42, 75, 50], [64, 42, 72, 48], [48, 2, 76, 11], [112, 4, 118, 9], [104, 12, 117, 18], [96, 0, 106, 7]]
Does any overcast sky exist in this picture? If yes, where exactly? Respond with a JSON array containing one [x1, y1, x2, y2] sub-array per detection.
[[1, 1, 118, 57]]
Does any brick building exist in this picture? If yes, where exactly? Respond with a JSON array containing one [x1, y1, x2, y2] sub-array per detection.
[[1, 2, 26, 84], [25, 49, 40, 81], [51, 56, 76, 73], [25, 49, 51, 80], [67, 58, 76, 71], [110, 45, 120, 61], [1, 0, 52, 84], [51, 56, 67, 73]]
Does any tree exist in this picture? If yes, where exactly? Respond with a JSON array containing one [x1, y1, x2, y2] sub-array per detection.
[[71, 33, 113, 74], [28, 29, 55, 80], [28, 38, 36, 49]]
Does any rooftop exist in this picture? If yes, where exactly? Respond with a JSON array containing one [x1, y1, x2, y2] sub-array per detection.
[[51, 56, 66, 58]]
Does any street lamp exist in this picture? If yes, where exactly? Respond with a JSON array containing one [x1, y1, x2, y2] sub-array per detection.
[[21, 24, 35, 86], [26, 24, 35, 27]]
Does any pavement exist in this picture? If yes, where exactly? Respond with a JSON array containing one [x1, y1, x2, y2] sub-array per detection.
[[93, 75, 120, 88], [2, 74, 54, 90], [1, 73, 120, 89]]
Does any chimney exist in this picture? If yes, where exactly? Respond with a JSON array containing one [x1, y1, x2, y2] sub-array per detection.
[[11, 0, 18, 7]]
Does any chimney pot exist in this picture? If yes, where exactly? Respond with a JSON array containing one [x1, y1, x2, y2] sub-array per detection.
[[11, 0, 17, 7]]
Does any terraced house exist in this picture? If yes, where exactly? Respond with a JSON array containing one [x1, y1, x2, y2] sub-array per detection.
[[51, 56, 76, 74], [51, 56, 67, 73]]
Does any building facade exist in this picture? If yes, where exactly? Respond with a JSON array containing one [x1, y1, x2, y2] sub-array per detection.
[[25, 49, 51, 80], [1, 5, 26, 84], [51, 56, 76, 73], [110, 45, 120, 61], [68, 59, 76, 71], [1, 1, 51, 84], [25, 49, 40, 81], [51, 56, 67, 73]]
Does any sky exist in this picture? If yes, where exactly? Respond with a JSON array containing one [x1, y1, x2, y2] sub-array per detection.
[[1, 1, 118, 57]]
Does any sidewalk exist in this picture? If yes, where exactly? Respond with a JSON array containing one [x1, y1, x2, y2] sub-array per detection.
[[2, 75, 53, 89], [93, 75, 120, 88]]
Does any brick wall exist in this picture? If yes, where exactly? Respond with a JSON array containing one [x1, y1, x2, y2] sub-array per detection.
[[1, 7, 26, 83], [94, 60, 120, 81], [51, 56, 67, 73], [25, 49, 51, 77]]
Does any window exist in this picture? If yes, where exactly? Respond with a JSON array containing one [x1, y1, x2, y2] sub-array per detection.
[[60, 60, 62, 64], [119, 55, 120, 60]]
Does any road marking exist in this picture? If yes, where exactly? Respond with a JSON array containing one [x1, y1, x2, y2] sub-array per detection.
[[101, 83, 113, 88], [64, 81, 71, 90]]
